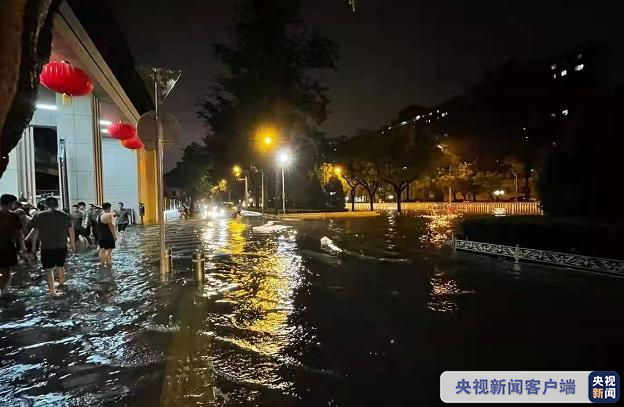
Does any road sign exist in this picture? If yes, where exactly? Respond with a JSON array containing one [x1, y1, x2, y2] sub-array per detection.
[[137, 110, 181, 151]]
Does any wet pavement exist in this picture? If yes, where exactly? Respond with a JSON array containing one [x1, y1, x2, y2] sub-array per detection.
[[1, 211, 623, 406]]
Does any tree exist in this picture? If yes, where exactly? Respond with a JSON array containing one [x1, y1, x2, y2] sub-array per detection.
[[340, 168, 360, 211], [1, 1, 60, 179], [209, 178, 229, 202], [324, 176, 346, 210], [501, 156, 529, 198], [374, 125, 442, 212], [318, 163, 355, 210], [196, 0, 338, 209], [352, 160, 380, 211], [165, 142, 214, 200], [472, 171, 505, 200], [335, 131, 381, 211], [435, 161, 476, 200]]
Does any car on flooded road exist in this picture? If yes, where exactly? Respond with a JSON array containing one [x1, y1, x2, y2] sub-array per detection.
[[201, 202, 239, 219]]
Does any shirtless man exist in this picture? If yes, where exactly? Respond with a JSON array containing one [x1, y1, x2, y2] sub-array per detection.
[[0, 194, 27, 297], [96, 202, 116, 267]]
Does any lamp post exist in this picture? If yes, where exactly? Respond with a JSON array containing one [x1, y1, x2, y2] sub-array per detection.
[[140, 67, 181, 275], [437, 144, 453, 203], [233, 165, 248, 206], [250, 165, 264, 213], [277, 149, 292, 215]]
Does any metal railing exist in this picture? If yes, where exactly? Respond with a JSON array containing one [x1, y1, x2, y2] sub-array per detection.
[[351, 201, 543, 215], [452, 238, 624, 276]]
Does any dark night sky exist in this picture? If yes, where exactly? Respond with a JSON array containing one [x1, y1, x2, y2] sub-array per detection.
[[108, 0, 622, 170]]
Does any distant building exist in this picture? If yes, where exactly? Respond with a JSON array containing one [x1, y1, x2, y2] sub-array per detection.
[[0, 1, 159, 222], [381, 44, 614, 201]]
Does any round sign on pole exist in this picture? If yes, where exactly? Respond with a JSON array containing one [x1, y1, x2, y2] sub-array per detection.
[[137, 110, 181, 151]]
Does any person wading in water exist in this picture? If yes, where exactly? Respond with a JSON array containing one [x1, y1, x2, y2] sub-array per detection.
[[114, 202, 131, 243], [96, 202, 116, 268], [27, 197, 75, 297], [0, 194, 27, 297]]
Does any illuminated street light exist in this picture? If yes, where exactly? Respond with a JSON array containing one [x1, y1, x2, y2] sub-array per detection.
[[277, 148, 292, 214], [256, 125, 279, 152], [334, 166, 343, 176], [277, 149, 292, 166]]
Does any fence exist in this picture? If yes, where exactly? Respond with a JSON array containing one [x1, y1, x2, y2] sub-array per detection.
[[351, 201, 543, 215], [452, 238, 624, 276]]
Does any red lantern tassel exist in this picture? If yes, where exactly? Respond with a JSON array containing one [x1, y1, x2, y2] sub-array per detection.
[[61, 93, 71, 105]]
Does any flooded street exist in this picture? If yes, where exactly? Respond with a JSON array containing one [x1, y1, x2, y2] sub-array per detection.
[[1, 212, 623, 406]]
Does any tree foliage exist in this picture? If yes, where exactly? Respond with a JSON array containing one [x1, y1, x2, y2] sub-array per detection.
[[373, 125, 443, 212], [165, 142, 213, 198], [197, 0, 338, 171]]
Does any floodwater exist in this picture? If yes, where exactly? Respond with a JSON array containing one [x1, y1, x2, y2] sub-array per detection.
[[1, 212, 622, 406]]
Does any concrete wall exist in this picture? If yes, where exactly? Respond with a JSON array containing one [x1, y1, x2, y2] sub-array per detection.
[[102, 137, 139, 218], [0, 91, 96, 205], [0, 149, 18, 194], [0, 91, 140, 219], [53, 93, 97, 206]]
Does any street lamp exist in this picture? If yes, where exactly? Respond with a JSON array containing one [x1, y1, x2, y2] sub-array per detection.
[[437, 144, 453, 203], [250, 164, 264, 213], [233, 165, 249, 206], [277, 149, 292, 214]]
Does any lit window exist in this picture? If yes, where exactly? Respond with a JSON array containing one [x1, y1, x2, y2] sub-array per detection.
[[577, 53, 582, 59], [561, 70, 567, 76], [575, 64, 584, 71], [416, 115, 421, 120], [426, 119, 430, 123], [436, 109, 440, 113], [551, 64, 557, 70], [522, 127, 526, 131], [429, 112, 433, 116], [550, 113, 556, 118], [562, 109, 568, 116], [400, 121, 408, 126], [553, 74, 557, 79]]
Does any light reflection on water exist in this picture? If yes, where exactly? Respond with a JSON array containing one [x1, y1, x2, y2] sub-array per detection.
[[2, 213, 618, 405]]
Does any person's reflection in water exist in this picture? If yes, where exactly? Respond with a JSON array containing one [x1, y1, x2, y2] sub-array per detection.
[[95, 268, 117, 303]]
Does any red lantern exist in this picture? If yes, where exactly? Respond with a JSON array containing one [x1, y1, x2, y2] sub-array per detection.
[[39, 61, 93, 103], [121, 137, 144, 150], [107, 122, 136, 141]]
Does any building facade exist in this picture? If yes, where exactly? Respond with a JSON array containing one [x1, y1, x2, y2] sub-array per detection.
[[0, 1, 158, 223]]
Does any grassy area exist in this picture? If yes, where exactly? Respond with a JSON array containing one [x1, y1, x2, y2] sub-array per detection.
[[459, 216, 624, 259]]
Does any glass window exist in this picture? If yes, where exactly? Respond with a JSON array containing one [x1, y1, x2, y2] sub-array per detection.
[[33, 126, 59, 198]]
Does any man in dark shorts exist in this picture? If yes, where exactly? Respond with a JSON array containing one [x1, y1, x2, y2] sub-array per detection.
[[28, 197, 75, 296], [96, 202, 116, 267], [0, 194, 27, 297], [114, 202, 131, 243]]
